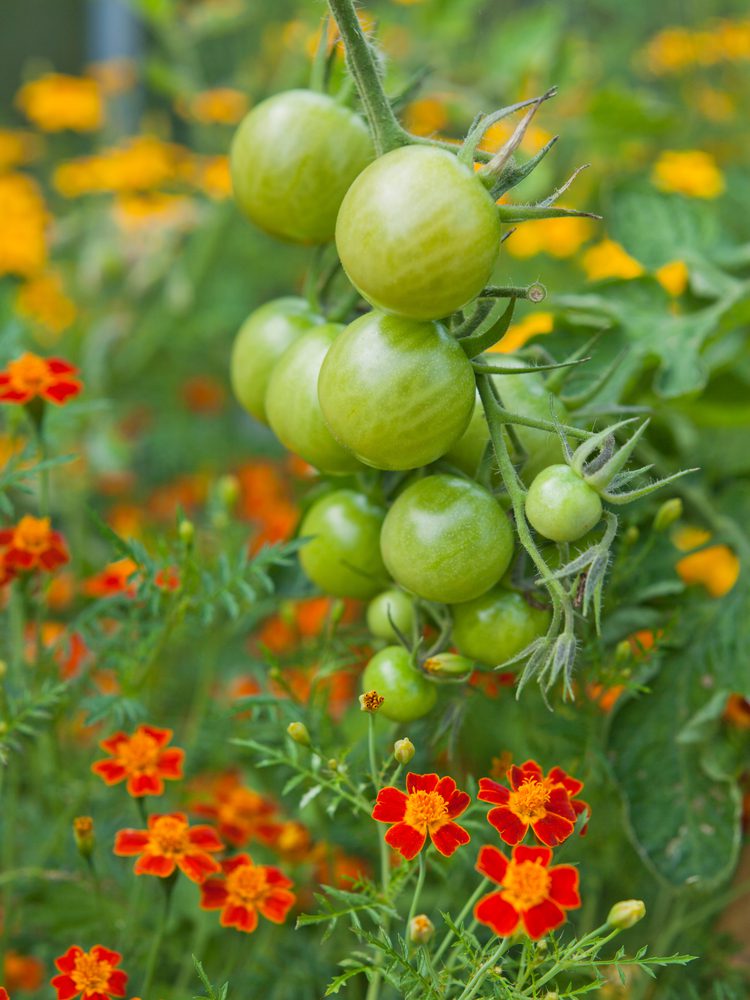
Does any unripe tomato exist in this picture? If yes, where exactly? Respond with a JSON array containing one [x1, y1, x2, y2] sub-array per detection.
[[525, 464, 602, 542], [362, 646, 437, 722], [335, 145, 502, 320], [444, 391, 489, 476], [230, 297, 321, 423], [230, 90, 373, 244], [451, 587, 550, 667], [380, 474, 514, 604], [317, 311, 475, 470], [366, 588, 415, 642], [299, 490, 389, 599], [265, 324, 361, 475]]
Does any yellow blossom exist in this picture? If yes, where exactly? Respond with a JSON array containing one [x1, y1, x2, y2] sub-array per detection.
[[490, 312, 554, 354], [0, 129, 41, 171], [582, 239, 644, 281], [652, 150, 725, 199], [480, 120, 553, 155], [506, 217, 593, 259], [16, 73, 104, 132], [192, 155, 233, 199], [16, 271, 77, 337], [54, 136, 188, 197], [642, 19, 750, 75], [655, 260, 688, 297], [179, 88, 249, 125], [0, 173, 47, 276], [404, 97, 448, 137], [673, 525, 740, 598]]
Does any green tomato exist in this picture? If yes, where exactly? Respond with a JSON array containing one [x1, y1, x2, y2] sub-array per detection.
[[366, 588, 415, 642], [525, 464, 602, 542], [230, 90, 373, 244], [230, 297, 321, 423], [299, 490, 389, 599], [362, 646, 437, 722], [451, 587, 550, 667], [380, 474, 514, 604], [317, 311, 475, 471], [443, 390, 489, 476], [335, 145, 502, 320], [265, 324, 361, 475]]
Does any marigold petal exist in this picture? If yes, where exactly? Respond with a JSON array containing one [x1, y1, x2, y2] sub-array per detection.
[[188, 825, 224, 851], [91, 760, 127, 784], [475, 891, 520, 936], [486, 806, 528, 845], [531, 813, 575, 847], [264, 865, 294, 890], [522, 898, 566, 939], [99, 731, 128, 754], [446, 789, 471, 819], [199, 878, 228, 910], [477, 777, 510, 806], [549, 865, 581, 908], [509, 761, 543, 789], [512, 844, 552, 866], [435, 775, 457, 801], [51, 973, 79, 1000], [134, 854, 176, 878], [221, 903, 259, 933], [148, 811, 187, 829], [222, 853, 252, 873], [47, 358, 77, 375], [384, 821, 426, 860], [258, 888, 296, 923], [54, 947, 83, 973], [548, 766, 583, 796], [406, 772, 439, 794], [91, 945, 121, 966], [430, 820, 470, 857], [178, 851, 222, 883], [138, 724, 172, 746], [113, 829, 150, 855], [127, 773, 164, 797], [156, 747, 184, 778], [372, 786, 408, 823], [476, 844, 509, 885], [43, 380, 81, 404], [105, 970, 128, 997]]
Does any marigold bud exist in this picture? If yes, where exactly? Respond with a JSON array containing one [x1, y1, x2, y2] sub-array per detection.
[[615, 639, 632, 662], [654, 497, 682, 532], [423, 652, 472, 679], [178, 519, 195, 544], [73, 816, 95, 857], [359, 690, 385, 713], [394, 737, 415, 764], [217, 474, 240, 509], [327, 758, 339, 771], [409, 914, 434, 944], [287, 721, 311, 747], [607, 899, 646, 929]]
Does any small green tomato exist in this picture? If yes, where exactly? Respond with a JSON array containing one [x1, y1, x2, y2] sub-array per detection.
[[366, 589, 415, 642], [525, 464, 603, 543], [451, 587, 550, 667], [362, 646, 437, 723]]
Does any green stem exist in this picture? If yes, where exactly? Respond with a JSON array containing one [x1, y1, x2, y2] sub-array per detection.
[[326, 0, 409, 155], [433, 877, 489, 963], [366, 711, 390, 1000], [141, 875, 176, 997], [457, 938, 510, 1000], [406, 852, 427, 934]]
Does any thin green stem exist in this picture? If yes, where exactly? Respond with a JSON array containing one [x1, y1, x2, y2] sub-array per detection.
[[406, 852, 427, 934], [434, 877, 489, 963], [457, 938, 511, 1000], [366, 712, 390, 1000], [141, 875, 176, 997]]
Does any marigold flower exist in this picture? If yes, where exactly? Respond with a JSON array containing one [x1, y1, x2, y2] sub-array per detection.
[[652, 150, 725, 199], [0, 128, 40, 170], [50, 945, 127, 1000], [4, 951, 44, 990], [582, 239, 644, 282], [478, 760, 589, 847], [199, 853, 295, 933], [16, 74, 104, 132], [724, 694, 750, 730], [0, 515, 68, 574], [191, 772, 279, 847], [372, 772, 470, 860], [0, 174, 47, 277], [92, 725, 184, 796], [180, 88, 248, 125], [474, 843, 581, 939], [16, 271, 77, 336], [114, 812, 223, 882], [83, 558, 139, 598], [0, 988, 7, 1000], [491, 312, 554, 354], [0, 353, 81, 406]]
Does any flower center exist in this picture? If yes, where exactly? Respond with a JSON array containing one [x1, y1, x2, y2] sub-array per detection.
[[222, 789, 267, 826], [71, 953, 112, 993], [13, 515, 51, 553], [225, 863, 269, 906], [8, 353, 52, 391], [508, 778, 551, 824], [149, 816, 189, 856], [404, 790, 448, 832], [117, 731, 160, 773], [501, 859, 551, 910]]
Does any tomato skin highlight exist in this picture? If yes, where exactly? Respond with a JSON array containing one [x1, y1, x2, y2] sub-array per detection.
[[230, 90, 373, 244], [451, 587, 550, 667], [362, 645, 437, 722], [317, 311, 476, 471], [231, 297, 321, 423], [366, 588, 416, 642], [525, 464, 603, 542], [335, 145, 502, 320], [265, 324, 362, 475], [299, 490, 389, 599], [380, 474, 514, 604]]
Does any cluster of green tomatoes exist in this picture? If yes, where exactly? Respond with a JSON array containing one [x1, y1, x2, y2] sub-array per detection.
[[227, 87, 617, 721]]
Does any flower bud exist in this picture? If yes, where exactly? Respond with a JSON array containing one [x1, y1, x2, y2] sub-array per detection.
[[327, 758, 339, 771], [394, 737, 415, 764], [73, 816, 95, 858], [178, 519, 195, 545], [615, 639, 632, 662], [654, 498, 682, 532], [287, 721, 311, 747], [409, 914, 434, 944], [217, 474, 240, 509], [423, 653, 473, 680], [359, 690, 385, 713], [607, 899, 646, 929], [542, 993, 559, 1000]]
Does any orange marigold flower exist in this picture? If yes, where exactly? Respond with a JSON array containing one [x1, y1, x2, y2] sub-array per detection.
[[0, 515, 69, 574], [4, 951, 44, 991], [114, 812, 223, 882], [0, 173, 48, 277], [372, 772, 471, 861], [154, 565, 180, 591], [191, 773, 279, 847], [51, 945, 127, 1000], [474, 843, 581, 939], [0, 353, 81, 406], [724, 694, 750, 730], [16, 270, 77, 337], [478, 759, 589, 847], [16, 74, 104, 133], [181, 88, 248, 125], [652, 149, 725, 199], [0, 989, 8, 1000], [273, 819, 313, 862], [199, 854, 295, 933], [92, 725, 184, 796], [83, 558, 139, 598]]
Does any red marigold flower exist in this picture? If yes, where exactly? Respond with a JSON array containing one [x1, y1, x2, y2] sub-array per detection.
[[113, 812, 223, 883], [0, 515, 69, 574], [478, 759, 589, 847], [50, 945, 127, 1000], [0, 989, 8, 1000], [474, 844, 581, 940], [199, 853, 295, 933], [92, 725, 184, 797], [83, 558, 139, 598], [0, 352, 82, 406], [190, 772, 278, 847], [372, 772, 471, 861]]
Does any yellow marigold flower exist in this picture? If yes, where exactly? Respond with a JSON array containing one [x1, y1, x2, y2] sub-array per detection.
[[505, 217, 593, 260], [16, 73, 103, 132], [652, 150, 725, 199], [0, 129, 41, 170], [192, 155, 233, 199], [54, 136, 187, 197], [716, 19, 750, 60], [582, 239, 644, 281], [673, 525, 740, 598], [16, 271, 77, 336], [643, 28, 698, 75], [655, 260, 688, 297], [180, 87, 249, 125], [490, 312, 554, 354], [404, 97, 448, 137], [0, 173, 47, 277]]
